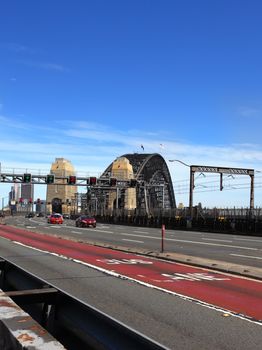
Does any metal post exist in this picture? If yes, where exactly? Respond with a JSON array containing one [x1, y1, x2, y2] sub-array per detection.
[[116, 187, 119, 209], [189, 166, 194, 219], [161, 224, 165, 253], [250, 175, 254, 209], [162, 185, 165, 209], [86, 187, 89, 215], [220, 173, 223, 191], [144, 185, 149, 216]]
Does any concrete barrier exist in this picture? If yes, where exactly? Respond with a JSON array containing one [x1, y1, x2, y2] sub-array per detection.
[[0, 289, 65, 350]]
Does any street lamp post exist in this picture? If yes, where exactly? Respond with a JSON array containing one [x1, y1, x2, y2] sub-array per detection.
[[169, 159, 190, 168]]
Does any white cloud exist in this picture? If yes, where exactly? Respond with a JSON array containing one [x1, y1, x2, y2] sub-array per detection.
[[1, 117, 262, 207], [3, 43, 34, 53], [17, 60, 68, 72], [238, 106, 261, 118], [0, 115, 30, 130]]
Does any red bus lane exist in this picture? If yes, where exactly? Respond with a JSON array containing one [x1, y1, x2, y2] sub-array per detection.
[[0, 225, 261, 323]]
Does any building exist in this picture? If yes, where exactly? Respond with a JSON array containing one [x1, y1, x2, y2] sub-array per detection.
[[9, 183, 21, 213], [20, 183, 34, 212], [46, 158, 77, 214]]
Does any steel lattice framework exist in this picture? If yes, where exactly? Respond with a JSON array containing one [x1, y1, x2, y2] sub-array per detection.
[[102, 153, 176, 211]]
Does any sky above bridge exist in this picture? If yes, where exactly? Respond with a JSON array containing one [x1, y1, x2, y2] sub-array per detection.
[[0, 0, 262, 208]]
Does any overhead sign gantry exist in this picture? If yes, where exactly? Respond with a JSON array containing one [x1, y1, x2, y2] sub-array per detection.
[[189, 165, 255, 216], [0, 172, 137, 189]]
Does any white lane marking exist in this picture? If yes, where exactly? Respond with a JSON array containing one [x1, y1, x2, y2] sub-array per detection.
[[133, 230, 149, 234], [118, 233, 258, 250], [71, 231, 82, 234], [122, 239, 144, 244], [202, 238, 233, 243], [91, 229, 113, 234], [133, 227, 149, 230], [67, 227, 113, 234], [167, 231, 203, 235], [234, 238, 262, 243], [230, 254, 262, 260], [26, 226, 36, 229], [11, 241, 262, 326]]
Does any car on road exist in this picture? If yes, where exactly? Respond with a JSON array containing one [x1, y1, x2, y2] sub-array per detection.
[[47, 213, 63, 224], [63, 214, 70, 219], [75, 215, 96, 228]]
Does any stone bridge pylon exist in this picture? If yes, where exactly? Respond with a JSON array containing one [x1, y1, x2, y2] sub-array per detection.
[[46, 158, 77, 214]]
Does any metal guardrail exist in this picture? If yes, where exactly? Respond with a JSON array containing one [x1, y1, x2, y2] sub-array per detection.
[[0, 257, 169, 350]]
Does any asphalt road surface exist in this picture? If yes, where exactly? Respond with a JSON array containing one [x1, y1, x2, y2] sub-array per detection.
[[6, 216, 262, 268], [0, 216, 261, 350]]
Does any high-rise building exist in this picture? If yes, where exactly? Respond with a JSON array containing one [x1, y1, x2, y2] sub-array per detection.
[[9, 184, 21, 202], [13, 183, 21, 202], [21, 183, 34, 211], [21, 183, 34, 201], [9, 184, 21, 213]]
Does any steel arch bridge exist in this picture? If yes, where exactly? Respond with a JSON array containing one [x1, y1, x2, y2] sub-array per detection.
[[102, 153, 176, 211]]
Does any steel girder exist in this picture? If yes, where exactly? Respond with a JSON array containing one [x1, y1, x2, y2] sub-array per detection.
[[102, 153, 176, 210]]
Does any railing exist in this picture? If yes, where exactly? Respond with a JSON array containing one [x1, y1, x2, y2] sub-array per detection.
[[92, 208, 262, 235]]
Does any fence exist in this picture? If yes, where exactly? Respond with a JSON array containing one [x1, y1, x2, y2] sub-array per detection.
[[93, 207, 262, 236]]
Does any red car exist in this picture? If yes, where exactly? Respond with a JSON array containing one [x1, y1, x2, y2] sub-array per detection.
[[75, 215, 96, 228], [48, 214, 63, 224]]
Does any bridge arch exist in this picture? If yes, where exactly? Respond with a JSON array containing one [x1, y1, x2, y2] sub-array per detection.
[[102, 153, 176, 212]]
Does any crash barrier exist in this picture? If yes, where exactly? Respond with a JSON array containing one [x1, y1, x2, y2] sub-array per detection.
[[0, 288, 65, 350], [0, 257, 168, 350]]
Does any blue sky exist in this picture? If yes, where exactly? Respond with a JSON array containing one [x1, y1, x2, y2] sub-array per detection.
[[0, 0, 262, 208]]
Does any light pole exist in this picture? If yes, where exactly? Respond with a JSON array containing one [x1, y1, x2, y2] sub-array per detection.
[[168, 159, 190, 168], [169, 159, 194, 222]]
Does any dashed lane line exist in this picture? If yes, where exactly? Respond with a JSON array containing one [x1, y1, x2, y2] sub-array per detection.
[[71, 231, 83, 234], [117, 232, 259, 250], [202, 238, 233, 243], [122, 239, 144, 244], [230, 254, 262, 260], [133, 230, 149, 234], [234, 238, 262, 243]]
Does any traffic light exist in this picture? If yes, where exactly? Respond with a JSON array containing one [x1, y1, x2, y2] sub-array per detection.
[[89, 177, 97, 186], [110, 178, 117, 186], [46, 174, 55, 184], [23, 173, 31, 183], [68, 175, 77, 185], [130, 179, 137, 187]]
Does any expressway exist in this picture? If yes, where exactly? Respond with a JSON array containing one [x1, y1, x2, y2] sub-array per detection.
[[0, 216, 261, 349], [6, 215, 262, 269]]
